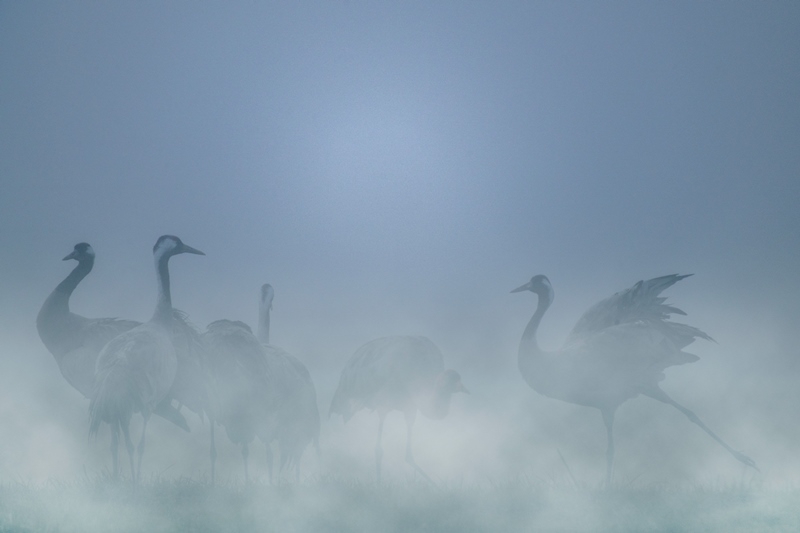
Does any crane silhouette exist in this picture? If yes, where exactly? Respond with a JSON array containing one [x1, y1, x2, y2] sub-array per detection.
[[202, 318, 274, 483], [256, 284, 320, 483], [512, 273, 758, 485], [330, 336, 468, 483], [37, 242, 188, 430], [89, 235, 204, 480]]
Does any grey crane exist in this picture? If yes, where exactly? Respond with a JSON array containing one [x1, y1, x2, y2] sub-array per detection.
[[37, 242, 188, 430], [89, 235, 204, 481], [201, 318, 274, 483], [330, 335, 468, 483], [257, 284, 320, 483], [512, 274, 758, 485]]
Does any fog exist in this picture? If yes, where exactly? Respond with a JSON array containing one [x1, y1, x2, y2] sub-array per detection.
[[1, 0, 799, 501]]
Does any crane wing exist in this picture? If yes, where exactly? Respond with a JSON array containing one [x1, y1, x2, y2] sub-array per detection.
[[80, 317, 141, 353], [566, 274, 709, 346], [330, 336, 443, 421], [262, 345, 320, 466], [169, 310, 212, 418], [93, 324, 178, 415], [552, 323, 701, 407], [202, 319, 276, 440]]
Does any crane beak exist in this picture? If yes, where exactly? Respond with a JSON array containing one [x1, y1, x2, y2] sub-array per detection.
[[455, 381, 470, 394], [179, 244, 205, 256], [511, 281, 533, 293], [62, 251, 78, 261]]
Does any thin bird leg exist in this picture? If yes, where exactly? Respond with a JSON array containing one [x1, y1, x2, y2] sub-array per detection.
[[375, 411, 387, 484], [110, 421, 120, 480], [209, 421, 217, 486], [644, 388, 759, 471], [264, 441, 274, 484], [136, 414, 150, 482], [404, 410, 437, 487], [120, 419, 135, 482], [241, 443, 250, 484], [601, 408, 616, 487]]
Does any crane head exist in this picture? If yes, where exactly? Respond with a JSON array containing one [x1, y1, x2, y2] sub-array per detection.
[[63, 242, 95, 262], [511, 274, 554, 301], [153, 235, 205, 259], [261, 283, 275, 310], [437, 369, 470, 395]]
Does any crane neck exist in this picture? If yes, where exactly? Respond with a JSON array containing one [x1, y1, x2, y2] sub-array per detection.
[[518, 291, 551, 373], [51, 257, 94, 310], [257, 301, 271, 344], [151, 252, 174, 323], [37, 256, 93, 347]]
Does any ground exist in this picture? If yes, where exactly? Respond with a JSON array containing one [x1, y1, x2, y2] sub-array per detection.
[[1, 476, 797, 533]]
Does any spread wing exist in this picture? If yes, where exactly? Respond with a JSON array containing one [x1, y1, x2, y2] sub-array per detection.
[[566, 274, 712, 347]]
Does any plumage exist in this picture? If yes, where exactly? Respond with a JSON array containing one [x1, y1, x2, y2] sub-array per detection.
[[202, 318, 274, 483], [168, 309, 212, 422], [513, 274, 757, 485], [89, 235, 204, 481], [256, 284, 320, 482], [330, 335, 468, 483]]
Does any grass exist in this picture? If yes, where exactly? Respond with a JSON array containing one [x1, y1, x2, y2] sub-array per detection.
[[1, 475, 798, 533]]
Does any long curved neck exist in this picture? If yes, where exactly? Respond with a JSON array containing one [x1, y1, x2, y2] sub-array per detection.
[[37, 257, 94, 346], [518, 292, 551, 372], [50, 258, 94, 312], [151, 253, 173, 323], [257, 301, 270, 344]]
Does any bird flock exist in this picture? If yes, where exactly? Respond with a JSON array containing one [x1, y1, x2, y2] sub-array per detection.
[[35, 236, 758, 485]]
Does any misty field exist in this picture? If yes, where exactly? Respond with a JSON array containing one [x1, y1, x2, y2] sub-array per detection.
[[1, 477, 798, 533]]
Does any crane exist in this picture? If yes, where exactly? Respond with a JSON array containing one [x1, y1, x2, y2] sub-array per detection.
[[256, 284, 320, 483], [89, 235, 204, 480], [512, 273, 758, 485], [202, 318, 274, 483], [330, 335, 468, 483]]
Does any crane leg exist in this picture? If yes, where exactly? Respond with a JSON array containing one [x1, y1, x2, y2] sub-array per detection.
[[265, 442, 274, 484], [136, 414, 150, 482], [644, 387, 758, 471], [601, 409, 615, 487], [404, 410, 436, 487], [120, 420, 135, 482], [242, 443, 250, 484], [210, 422, 217, 486], [110, 421, 120, 480], [375, 412, 387, 484]]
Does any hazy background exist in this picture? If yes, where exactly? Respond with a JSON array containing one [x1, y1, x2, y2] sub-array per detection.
[[1, 1, 798, 487]]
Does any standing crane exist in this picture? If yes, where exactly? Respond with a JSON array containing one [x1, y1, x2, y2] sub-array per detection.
[[330, 336, 468, 483], [201, 318, 274, 484], [512, 273, 758, 485], [256, 284, 320, 483], [89, 235, 204, 481], [37, 242, 188, 430]]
